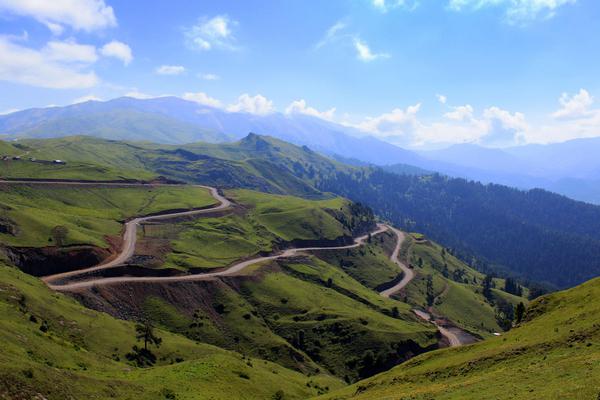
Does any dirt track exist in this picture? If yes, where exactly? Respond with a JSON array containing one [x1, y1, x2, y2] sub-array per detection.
[[4, 179, 471, 347]]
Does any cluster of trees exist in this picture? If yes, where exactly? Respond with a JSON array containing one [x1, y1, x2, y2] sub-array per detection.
[[318, 169, 600, 289], [504, 278, 523, 296]]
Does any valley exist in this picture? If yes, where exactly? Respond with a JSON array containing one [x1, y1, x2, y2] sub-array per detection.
[[0, 134, 595, 400]]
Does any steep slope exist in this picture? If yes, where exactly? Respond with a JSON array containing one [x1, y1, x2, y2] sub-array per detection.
[[319, 169, 600, 288], [5, 134, 600, 288], [0, 263, 342, 400], [318, 275, 600, 399]]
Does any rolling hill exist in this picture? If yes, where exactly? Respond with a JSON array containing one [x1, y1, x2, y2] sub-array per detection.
[[4, 134, 600, 288], [319, 273, 600, 399]]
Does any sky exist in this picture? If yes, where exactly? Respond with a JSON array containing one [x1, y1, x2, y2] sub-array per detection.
[[0, 0, 599, 149]]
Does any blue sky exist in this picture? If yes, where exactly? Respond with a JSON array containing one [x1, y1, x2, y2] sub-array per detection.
[[0, 0, 599, 148]]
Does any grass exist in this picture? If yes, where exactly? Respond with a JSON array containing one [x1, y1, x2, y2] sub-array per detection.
[[227, 189, 349, 241], [0, 263, 342, 399], [312, 230, 401, 289], [401, 234, 529, 336], [118, 254, 437, 384], [238, 257, 437, 382], [0, 184, 215, 247], [317, 275, 600, 400], [142, 189, 354, 270]]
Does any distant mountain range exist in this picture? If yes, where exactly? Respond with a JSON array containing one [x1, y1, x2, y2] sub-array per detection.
[[0, 96, 423, 167], [3, 96, 600, 204], [417, 140, 600, 204]]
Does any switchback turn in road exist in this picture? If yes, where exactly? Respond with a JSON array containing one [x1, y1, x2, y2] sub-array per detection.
[[4, 179, 469, 346]]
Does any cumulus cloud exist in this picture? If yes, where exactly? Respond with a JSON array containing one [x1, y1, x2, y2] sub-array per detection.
[[0, 0, 116, 33], [552, 89, 594, 119], [349, 100, 529, 147], [155, 65, 186, 75], [436, 94, 447, 104], [182, 91, 222, 108], [227, 94, 274, 115], [186, 15, 237, 51], [100, 40, 132, 65], [353, 38, 390, 62], [285, 99, 336, 121], [349, 104, 422, 146], [448, 0, 576, 23], [444, 104, 474, 121], [0, 36, 98, 89]]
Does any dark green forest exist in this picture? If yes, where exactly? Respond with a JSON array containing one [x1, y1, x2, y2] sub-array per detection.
[[318, 169, 600, 288]]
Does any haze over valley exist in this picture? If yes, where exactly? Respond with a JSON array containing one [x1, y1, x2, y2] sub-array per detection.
[[1, 1, 599, 399]]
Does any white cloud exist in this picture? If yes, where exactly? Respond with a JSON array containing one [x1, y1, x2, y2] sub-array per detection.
[[551, 89, 593, 119], [351, 104, 422, 145], [0, 108, 19, 115], [186, 15, 237, 51], [155, 65, 185, 75], [227, 94, 274, 115], [353, 38, 390, 62], [315, 20, 347, 49], [124, 90, 154, 99], [372, 0, 420, 12], [444, 104, 474, 121], [0, 0, 116, 33], [436, 94, 447, 104], [349, 101, 530, 147], [0, 36, 98, 89], [285, 99, 336, 121], [72, 94, 101, 104], [448, 0, 576, 23], [44, 40, 98, 63], [100, 41, 132, 65], [182, 92, 222, 108], [198, 73, 220, 81], [522, 88, 600, 144]]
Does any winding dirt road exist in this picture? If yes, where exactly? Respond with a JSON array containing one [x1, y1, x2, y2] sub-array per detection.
[[7, 179, 389, 291], [45, 224, 390, 291], [412, 309, 463, 347], [375, 229, 467, 347], [4, 179, 470, 347], [379, 227, 415, 298], [41, 185, 231, 285]]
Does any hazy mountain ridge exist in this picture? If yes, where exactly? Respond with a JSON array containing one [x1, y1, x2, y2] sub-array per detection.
[[0, 96, 425, 167]]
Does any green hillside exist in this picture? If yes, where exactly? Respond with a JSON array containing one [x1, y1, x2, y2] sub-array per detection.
[[318, 275, 600, 399], [143, 189, 357, 271], [400, 234, 528, 336], [0, 184, 215, 248], [0, 263, 341, 400], [314, 230, 528, 337]]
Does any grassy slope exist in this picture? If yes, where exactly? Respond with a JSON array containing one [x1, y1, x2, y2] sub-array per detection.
[[318, 276, 600, 400], [2, 134, 352, 198], [401, 234, 528, 336], [144, 189, 353, 270], [0, 264, 342, 400], [0, 184, 215, 247], [312, 230, 401, 289], [1, 136, 156, 181], [138, 255, 437, 384]]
